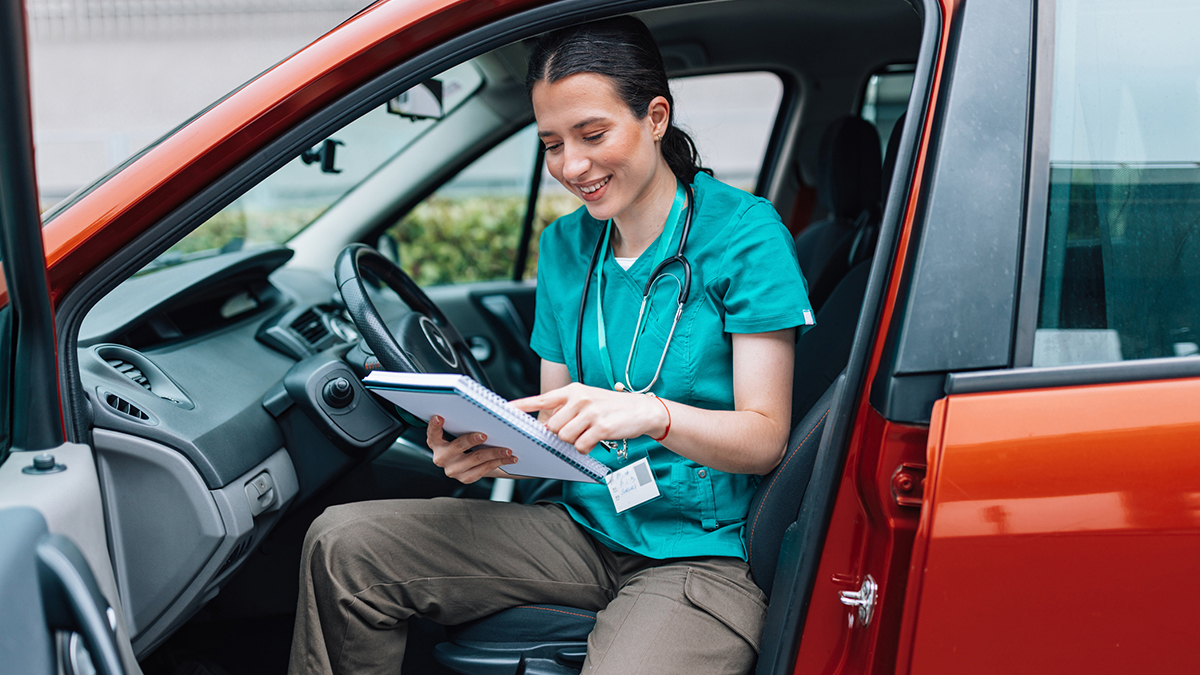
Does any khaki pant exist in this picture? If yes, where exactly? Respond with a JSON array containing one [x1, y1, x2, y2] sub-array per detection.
[[288, 497, 767, 675]]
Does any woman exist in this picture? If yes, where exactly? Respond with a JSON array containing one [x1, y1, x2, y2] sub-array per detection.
[[289, 16, 813, 675]]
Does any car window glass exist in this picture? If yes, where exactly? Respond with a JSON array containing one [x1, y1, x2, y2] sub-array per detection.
[[382, 124, 578, 286], [1034, 0, 1200, 366], [861, 68, 915, 154], [138, 62, 483, 274], [671, 71, 783, 192]]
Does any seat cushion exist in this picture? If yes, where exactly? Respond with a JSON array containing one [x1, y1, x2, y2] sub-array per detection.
[[447, 604, 596, 644]]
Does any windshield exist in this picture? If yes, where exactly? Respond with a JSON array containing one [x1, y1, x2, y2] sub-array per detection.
[[142, 62, 483, 273]]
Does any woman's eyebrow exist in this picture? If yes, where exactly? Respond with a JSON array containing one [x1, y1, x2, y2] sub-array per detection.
[[537, 116, 609, 138], [571, 116, 608, 130]]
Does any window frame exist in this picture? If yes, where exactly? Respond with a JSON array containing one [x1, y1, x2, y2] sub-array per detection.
[[1007, 0, 1200, 384], [1010, 0, 1056, 370], [856, 62, 917, 153]]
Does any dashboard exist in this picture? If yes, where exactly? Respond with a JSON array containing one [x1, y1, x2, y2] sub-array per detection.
[[77, 246, 405, 655]]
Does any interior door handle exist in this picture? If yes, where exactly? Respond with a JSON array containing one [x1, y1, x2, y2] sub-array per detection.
[[38, 534, 126, 675]]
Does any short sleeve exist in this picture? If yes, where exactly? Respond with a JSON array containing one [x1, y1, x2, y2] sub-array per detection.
[[720, 201, 816, 334], [530, 229, 567, 364]]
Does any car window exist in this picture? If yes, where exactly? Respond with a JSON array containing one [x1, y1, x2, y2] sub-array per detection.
[[138, 62, 483, 274], [388, 71, 785, 285], [1034, 0, 1200, 366], [861, 67, 915, 155], [382, 123, 580, 286]]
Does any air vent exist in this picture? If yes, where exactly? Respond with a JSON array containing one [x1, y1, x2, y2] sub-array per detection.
[[219, 538, 254, 575], [104, 358, 152, 390], [104, 393, 150, 421], [291, 308, 329, 346]]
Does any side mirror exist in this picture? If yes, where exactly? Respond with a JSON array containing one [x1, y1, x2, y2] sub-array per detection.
[[388, 79, 445, 121]]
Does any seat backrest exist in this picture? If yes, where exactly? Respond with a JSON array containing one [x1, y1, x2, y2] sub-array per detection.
[[745, 379, 836, 597], [747, 257, 873, 596], [794, 116, 882, 311], [789, 260, 870, 425]]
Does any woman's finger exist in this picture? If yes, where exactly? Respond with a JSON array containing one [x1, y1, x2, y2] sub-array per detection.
[[509, 394, 548, 413], [457, 453, 520, 484], [448, 446, 516, 482]]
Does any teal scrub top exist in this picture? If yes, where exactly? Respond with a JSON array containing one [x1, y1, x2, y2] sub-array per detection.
[[530, 172, 815, 561]]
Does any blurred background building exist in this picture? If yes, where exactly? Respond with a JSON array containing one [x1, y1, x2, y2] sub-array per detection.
[[27, 0, 783, 210], [27, 0, 366, 206]]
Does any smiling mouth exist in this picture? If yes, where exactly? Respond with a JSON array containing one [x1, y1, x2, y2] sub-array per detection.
[[578, 177, 610, 194]]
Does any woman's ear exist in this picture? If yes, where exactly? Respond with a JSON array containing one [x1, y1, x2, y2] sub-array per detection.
[[647, 95, 671, 139]]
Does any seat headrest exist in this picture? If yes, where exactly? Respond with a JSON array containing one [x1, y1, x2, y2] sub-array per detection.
[[817, 116, 882, 222]]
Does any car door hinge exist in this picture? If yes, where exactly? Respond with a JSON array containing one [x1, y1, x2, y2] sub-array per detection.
[[891, 462, 926, 507]]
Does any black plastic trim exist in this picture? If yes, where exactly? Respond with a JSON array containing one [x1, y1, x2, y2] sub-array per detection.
[[891, 0, 1034, 376], [513, 140, 545, 281], [55, 0, 696, 443], [0, 0, 65, 453], [756, 2, 941, 672], [870, 0, 1037, 425], [946, 356, 1200, 396], [1011, 0, 1055, 369]]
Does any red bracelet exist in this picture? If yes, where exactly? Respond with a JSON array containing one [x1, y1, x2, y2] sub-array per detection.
[[648, 393, 671, 442]]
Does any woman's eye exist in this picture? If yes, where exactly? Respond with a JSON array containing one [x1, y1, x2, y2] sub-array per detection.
[[544, 142, 562, 153], [584, 133, 605, 143]]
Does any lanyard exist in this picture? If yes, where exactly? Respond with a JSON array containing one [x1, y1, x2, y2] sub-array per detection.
[[595, 181, 687, 391]]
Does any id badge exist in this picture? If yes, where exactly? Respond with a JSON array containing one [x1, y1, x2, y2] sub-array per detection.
[[606, 457, 661, 513]]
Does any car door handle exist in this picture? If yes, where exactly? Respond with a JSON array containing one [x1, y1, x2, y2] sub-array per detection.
[[38, 534, 127, 675]]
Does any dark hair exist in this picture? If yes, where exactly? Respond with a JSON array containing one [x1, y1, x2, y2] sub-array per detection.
[[526, 16, 710, 184]]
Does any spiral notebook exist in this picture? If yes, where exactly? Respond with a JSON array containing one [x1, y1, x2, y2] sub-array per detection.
[[363, 371, 611, 484]]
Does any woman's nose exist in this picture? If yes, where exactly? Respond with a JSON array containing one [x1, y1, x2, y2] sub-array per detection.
[[561, 142, 590, 179]]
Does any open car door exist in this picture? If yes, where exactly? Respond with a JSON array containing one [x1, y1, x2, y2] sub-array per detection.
[[0, 3, 132, 674]]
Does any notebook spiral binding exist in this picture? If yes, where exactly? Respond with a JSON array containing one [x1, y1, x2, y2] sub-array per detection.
[[456, 377, 610, 481]]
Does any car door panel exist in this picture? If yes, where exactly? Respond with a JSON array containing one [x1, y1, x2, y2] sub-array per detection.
[[0, 506, 56, 674], [900, 378, 1200, 673], [0, 445, 141, 674]]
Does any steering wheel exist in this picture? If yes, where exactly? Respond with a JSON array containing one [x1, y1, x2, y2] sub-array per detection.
[[335, 243, 492, 389]]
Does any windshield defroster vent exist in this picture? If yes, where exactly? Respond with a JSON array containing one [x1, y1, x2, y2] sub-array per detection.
[[291, 309, 329, 346], [105, 358, 152, 390], [92, 344, 194, 410]]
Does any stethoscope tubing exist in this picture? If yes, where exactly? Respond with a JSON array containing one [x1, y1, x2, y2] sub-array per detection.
[[575, 180, 695, 384]]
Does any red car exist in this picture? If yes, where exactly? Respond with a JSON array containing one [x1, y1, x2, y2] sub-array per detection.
[[2, 0, 1198, 673]]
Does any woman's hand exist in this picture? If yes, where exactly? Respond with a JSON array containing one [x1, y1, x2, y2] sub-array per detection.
[[511, 382, 668, 454], [426, 415, 519, 484], [524, 327, 795, 475]]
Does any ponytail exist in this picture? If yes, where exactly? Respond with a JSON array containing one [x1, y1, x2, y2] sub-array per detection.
[[660, 124, 710, 185]]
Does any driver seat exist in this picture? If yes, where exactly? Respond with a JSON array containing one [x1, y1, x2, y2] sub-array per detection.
[[432, 380, 838, 675]]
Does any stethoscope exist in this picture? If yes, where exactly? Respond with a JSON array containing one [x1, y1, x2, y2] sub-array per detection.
[[574, 180, 695, 395]]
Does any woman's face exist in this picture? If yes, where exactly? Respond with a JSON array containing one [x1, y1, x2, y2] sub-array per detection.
[[532, 72, 671, 226]]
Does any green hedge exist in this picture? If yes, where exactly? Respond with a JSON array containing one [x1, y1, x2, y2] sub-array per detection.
[[385, 192, 580, 285]]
